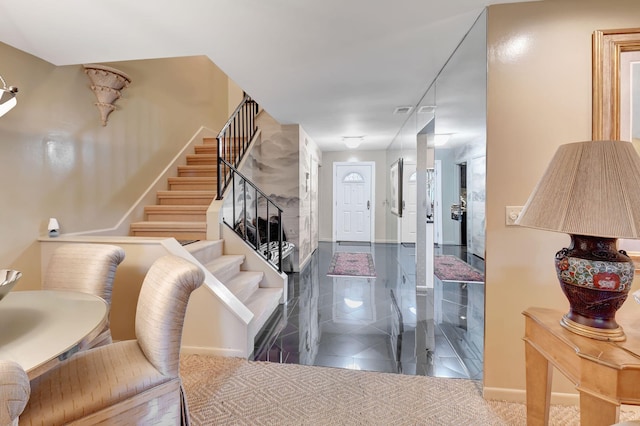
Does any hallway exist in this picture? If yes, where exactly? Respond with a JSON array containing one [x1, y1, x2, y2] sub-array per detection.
[[253, 241, 484, 380]]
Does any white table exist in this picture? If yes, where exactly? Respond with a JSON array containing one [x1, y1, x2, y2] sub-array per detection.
[[0, 290, 108, 379]]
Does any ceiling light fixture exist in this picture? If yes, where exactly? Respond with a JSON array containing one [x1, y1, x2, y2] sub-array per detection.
[[0, 73, 18, 117], [343, 136, 364, 149]]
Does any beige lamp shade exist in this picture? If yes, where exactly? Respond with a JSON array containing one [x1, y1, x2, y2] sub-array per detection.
[[516, 140, 640, 239]]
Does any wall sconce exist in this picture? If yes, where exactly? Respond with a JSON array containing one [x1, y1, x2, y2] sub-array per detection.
[[83, 64, 131, 126], [48, 218, 60, 237], [0, 73, 18, 117]]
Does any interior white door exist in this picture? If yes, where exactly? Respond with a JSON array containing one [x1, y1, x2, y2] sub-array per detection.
[[335, 163, 373, 242], [401, 163, 417, 243]]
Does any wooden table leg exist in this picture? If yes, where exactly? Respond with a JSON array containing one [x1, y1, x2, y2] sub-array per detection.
[[525, 340, 552, 426], [579, 391, 619, 426]]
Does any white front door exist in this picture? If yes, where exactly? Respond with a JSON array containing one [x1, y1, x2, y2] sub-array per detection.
[[401, 163, 417, 243], [334, 162, 373, 242]]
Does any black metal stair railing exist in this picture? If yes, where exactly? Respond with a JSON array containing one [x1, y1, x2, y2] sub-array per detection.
[[219, 157, 288, 273], [216, 93, 259, 200], [216, 95, 290, 273]]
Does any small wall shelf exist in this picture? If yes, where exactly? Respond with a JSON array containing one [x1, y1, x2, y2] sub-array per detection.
[[83, 64, 131, 126]]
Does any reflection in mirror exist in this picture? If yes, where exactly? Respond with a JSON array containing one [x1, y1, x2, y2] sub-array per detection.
[[384, 9, 487, 380]]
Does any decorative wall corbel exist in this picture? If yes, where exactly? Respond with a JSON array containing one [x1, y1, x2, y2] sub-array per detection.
[[83, 64, 131, 126]]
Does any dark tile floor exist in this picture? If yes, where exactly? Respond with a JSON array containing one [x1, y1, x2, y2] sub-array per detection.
[[253, 241, 485, 380]]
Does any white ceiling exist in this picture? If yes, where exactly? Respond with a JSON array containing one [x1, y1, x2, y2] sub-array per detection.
[[0, 0, 531, 151]]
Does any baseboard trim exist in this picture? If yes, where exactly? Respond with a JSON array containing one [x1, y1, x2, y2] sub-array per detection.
[[181, 345, 245, 358], [483, 387, 579, 406]]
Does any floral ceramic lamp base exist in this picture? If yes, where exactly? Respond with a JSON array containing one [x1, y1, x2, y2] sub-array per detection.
[[555, 234, 634, 342]]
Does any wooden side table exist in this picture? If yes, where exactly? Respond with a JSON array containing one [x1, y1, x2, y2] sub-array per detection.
[[523, 307, 640, 426]]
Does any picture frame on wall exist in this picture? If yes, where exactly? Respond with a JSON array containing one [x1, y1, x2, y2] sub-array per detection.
[[390, 158, 403, 217], [592, 27, 640, 269], [592, 27, 640, 141]]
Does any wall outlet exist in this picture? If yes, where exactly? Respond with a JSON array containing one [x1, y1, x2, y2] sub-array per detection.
[[505, 206, 523, 226]]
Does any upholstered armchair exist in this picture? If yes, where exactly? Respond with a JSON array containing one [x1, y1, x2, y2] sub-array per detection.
[[43, 243, 125, 348], [21, 255, 204, 425], [0, 360, 30, 426]]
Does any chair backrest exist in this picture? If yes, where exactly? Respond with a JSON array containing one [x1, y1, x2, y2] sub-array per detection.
[[0, 360, 30, 426], [43, 243, 125, 306], [135, 255, 204, 377]]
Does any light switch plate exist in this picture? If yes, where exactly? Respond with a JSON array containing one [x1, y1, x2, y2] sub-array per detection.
[[505, 206, 523, 226]]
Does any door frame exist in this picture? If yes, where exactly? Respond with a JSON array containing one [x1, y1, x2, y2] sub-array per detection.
[[332, 161, 376, 243], [400, 161, 417, 243]]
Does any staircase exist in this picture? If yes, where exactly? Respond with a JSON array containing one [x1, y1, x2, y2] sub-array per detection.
[[184, 239, 284, 348], [126, 95, 286, 357], [129, 137, 218, 240]]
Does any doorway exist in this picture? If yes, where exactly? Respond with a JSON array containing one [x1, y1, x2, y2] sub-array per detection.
[[458, 162, 467, 247], [333, 162, 375, 242]]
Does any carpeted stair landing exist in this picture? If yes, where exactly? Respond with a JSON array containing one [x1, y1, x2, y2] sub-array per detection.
[[180, 354, 638, 425]]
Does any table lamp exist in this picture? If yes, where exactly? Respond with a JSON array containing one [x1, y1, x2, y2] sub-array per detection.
[[516, 140, 640, 341]]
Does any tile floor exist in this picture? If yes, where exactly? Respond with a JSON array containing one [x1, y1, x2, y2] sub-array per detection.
[[253, 241, 485, 380]]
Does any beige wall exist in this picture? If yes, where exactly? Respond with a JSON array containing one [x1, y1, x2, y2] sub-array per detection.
[[0, 43, 231, 290], [318, 150, 390, 243], [485, 0, 640, 399]]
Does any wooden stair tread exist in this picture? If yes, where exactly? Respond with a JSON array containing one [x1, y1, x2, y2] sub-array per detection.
[[194, 146, 216, 154], [178, 165, 216, 170], [145, 205, 208, 212], [130, 221, 206, 230], [186, 154, 216, 165], [167, 177, 216, 183], [157, 190, 216, 196]]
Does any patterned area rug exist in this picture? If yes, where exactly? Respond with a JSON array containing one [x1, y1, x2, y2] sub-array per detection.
[[327, 252, 376, 277], [435, 255, 484, 283], [180, 354, 638, 425]]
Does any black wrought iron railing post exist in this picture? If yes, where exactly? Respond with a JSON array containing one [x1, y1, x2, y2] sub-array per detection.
[[216, 94, 259, 200], [219, 157, 286, 273], [217, 96, 289, 273]]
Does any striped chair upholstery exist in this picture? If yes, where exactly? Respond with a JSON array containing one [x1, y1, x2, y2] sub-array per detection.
[[21, 255, 204, 426], [43, 243, 125, 348], [0, 360, 30, 426]]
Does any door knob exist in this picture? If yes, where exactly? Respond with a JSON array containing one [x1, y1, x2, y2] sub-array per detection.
[[367, 200, 370, 210]]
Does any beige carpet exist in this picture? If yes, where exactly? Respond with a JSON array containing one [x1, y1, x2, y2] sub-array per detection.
[[180, 354, 636, 425]]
